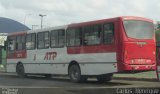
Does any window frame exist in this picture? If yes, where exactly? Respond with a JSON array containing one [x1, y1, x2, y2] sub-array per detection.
[[16, 35, 26, 51], [83, 24, 102, 46], [26, 33, 36, 50], [66, 27, 82, 47], [37, 31, 50, 49], [50, 29, 65, 48], [7, 36, 16, 53], [103, 23, 115, 45], [123, 20, 154, 39]]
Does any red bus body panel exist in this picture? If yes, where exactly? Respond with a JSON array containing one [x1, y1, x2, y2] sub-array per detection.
[[117, 17, 156, 71], [68, 16, 156, 72]]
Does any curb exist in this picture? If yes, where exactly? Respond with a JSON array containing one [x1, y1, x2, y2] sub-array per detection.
[[113, 77, 158, 82]]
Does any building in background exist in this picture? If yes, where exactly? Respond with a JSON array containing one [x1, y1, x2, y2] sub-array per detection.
[[0, 17, 30, 68]]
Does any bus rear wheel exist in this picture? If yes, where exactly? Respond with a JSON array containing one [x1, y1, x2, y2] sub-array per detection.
[[96, 73, 113, 83], [69, 64, 87, 82], [16, 63, 26, 78]]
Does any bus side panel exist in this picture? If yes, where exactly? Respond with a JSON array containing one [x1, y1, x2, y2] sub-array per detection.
[[80, 62, 117, 75], [6, 63, 16, 72], [7, 47, 117, 75]]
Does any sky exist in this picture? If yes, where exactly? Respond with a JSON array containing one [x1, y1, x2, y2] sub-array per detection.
[[0, 0, 160, 29]]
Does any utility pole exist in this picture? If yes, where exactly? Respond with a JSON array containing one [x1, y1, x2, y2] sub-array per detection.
[[39, 14, 46, 29]]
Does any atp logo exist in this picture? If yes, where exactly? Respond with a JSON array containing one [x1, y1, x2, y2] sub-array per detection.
[[44, 52, 57, 60]]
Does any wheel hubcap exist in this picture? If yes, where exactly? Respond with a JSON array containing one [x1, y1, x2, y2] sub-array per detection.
[[71, 67, 79, 80]]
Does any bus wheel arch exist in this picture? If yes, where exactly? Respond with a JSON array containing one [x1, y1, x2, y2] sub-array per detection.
[[16, 62, 26, 78], [68, 61, 80, 72]]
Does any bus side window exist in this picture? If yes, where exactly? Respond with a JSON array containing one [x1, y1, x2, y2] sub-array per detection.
[[26, 33, 36, 50], [16, 35, 26, 50], [37, 31, 49, 49], [67, 28, 82, 46], [58, 30, 65, 47], [9, 40, 14, 51], [103, 23, 114, 44], [44, 32, 49, 48], [83, 25, 101, 45], [50, 29, 65, 48], [7, 37, 15, 52]]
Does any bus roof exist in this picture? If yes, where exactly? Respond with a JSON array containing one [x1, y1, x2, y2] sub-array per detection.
[[68, 16, 153, 28], [8, 25, 67, 36], [8, 31, 27, 36], [8, 16, 153, 36], [121, 16, 153, 23], [68, 17, 119, 28]]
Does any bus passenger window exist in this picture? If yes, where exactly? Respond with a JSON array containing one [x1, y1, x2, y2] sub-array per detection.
[[83, 25, 101, 45], [44, 32, 49, 48], [8, 37, 15, 52], [37, 31, 49, 49], [16, 35, 26, 50], [51, 31, 58, 47], [51, 30, 65, 48], [58, 30, 65, 47], [103, 23, 114, 44], [26, 33, 36, 50], [67, 28, 82, 46]]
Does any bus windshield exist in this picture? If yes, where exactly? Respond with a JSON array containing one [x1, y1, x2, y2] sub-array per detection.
[[123, 20, 154, 39]]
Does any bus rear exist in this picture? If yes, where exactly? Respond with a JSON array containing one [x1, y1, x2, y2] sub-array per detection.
[[118, 17, 156, 72]]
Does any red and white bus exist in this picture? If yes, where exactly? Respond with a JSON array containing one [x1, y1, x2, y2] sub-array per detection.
[[6, 16, 156, 82]]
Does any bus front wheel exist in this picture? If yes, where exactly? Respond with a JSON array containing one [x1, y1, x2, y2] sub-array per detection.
[[16, 63, 26, 78]]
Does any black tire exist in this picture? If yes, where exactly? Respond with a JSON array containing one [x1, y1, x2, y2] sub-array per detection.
[[44, 74, 52, 78], [16, 63, 26, 78], [69, 64, 83, 83], [96, 73, 113, 83]]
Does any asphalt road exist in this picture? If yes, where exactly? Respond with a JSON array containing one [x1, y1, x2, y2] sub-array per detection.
[[0, 73, 160, 94]]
